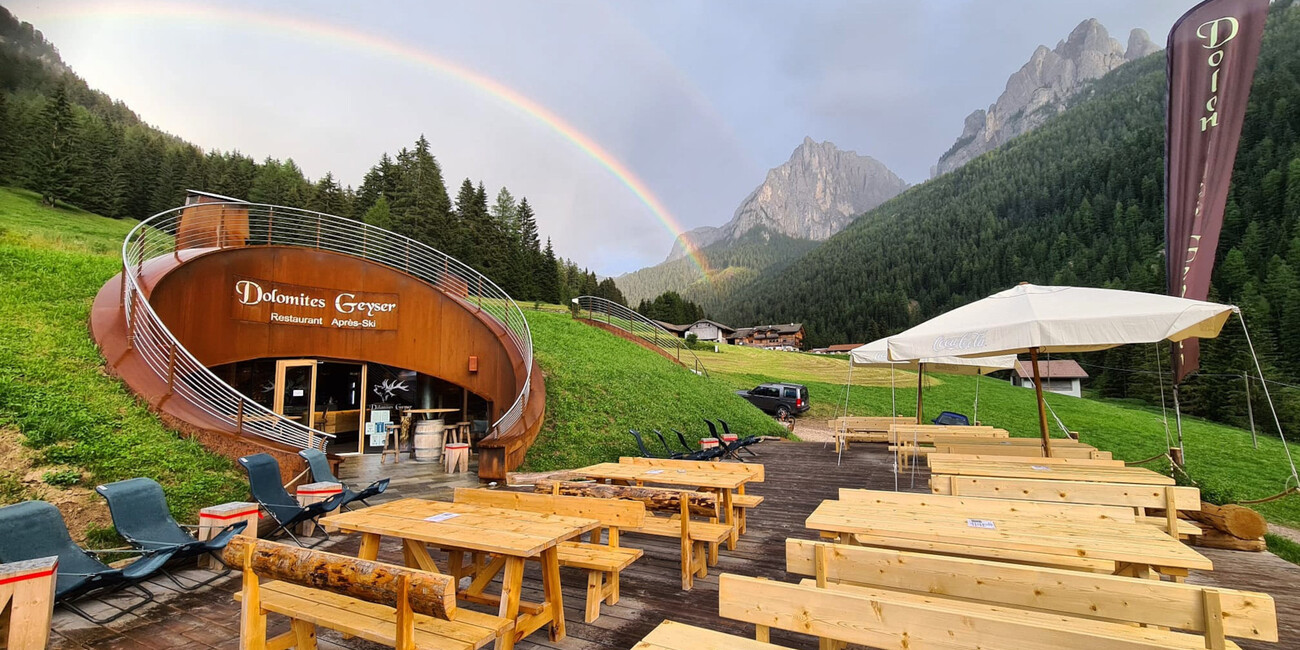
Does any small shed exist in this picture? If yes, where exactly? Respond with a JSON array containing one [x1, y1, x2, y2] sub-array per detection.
[[1011, 359, 1089, 398]]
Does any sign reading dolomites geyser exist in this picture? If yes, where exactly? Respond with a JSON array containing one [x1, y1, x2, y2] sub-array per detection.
[[1165, 0, 1268, 382], [232, 276, 399, 330]]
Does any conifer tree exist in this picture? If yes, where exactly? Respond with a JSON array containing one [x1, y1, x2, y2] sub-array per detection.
[[35, 83, 77, 206]]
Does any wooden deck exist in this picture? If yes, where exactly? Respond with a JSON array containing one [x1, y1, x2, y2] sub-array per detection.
[[45, 442, 1300, 649]]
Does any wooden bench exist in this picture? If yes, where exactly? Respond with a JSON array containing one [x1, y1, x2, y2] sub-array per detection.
[[928, 452, 1124, 467], [887, 424, 1008, 443], [534, 480, 731, 590], [786, 538, 1277, 649], [224, 536, 508, 650], [931, 475, 1203, 540], [932, 442, 1114, 460], [0, 557, 56, 650], [452, 488, 644, 622], [827, 416, 914, 449], [617, 457, 765, 533]]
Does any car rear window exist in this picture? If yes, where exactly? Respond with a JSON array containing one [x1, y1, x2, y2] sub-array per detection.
[[783, 387, 798, 399], [800, 387, 809, 400]]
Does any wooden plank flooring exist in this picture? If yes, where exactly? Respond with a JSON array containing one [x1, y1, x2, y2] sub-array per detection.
[[45, 442, 1299, 649]]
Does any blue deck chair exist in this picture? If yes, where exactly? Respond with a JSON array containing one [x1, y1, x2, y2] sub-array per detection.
[[95, 478, 248, 590], [238, 453, 345, 547], [298, 448, 389, 510], [932, 411, 971, 426], [0, 501, 176, 623]]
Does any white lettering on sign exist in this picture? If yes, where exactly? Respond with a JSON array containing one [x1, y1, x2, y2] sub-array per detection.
[[232, 277, 398, 331], [931, 331, 987, 354], [966, 519, 996, 530], [1196, 16, 1240, 132]]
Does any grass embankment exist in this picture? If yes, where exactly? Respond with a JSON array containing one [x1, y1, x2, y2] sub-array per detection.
[[700, 344, 1300, 528], [520, 310, 788, 471], [0, 187, 245, 538]]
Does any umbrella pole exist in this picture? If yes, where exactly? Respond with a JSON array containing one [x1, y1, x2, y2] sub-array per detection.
[[974, 372, 980, 424], [915, 363, 925, 424], [1030, 347, 1051, 457]]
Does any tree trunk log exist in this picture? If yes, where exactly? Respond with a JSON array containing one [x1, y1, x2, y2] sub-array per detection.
[[533, 480, 718, 517], [1191, 525, 1267, 552], [1185, 502, 1268, 540], [222, 537, 456, 618]]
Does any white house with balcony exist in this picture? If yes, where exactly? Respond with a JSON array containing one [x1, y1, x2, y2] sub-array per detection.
[[1010, 359, 1089, 398]]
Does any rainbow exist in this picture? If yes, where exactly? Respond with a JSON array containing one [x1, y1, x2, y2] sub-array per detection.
[[36, 1, 711, 275]]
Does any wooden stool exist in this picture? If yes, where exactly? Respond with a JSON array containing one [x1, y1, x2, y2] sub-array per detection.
[[197, 502, 260, 568], [444, 442, 470, 473], [0, 557, 56, 650], [294, 482, 341, 535]]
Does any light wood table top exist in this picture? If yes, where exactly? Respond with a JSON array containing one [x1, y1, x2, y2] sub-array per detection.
[[320, 498, 598, 557], [571, 462, 750, 490], [927, 460, 1175, 485], [806, 498, 1211, 574]]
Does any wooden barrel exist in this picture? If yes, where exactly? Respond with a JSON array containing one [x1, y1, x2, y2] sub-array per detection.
[[413, 420, 444, 461]]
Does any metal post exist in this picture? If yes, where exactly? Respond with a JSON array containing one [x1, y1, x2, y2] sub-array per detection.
[[1243, 373, 1258, 449], [236, 401, 245, 434], [166, 342, 177, 394], [1172, 382, 1186, 466], [915, 363, 925, 425]]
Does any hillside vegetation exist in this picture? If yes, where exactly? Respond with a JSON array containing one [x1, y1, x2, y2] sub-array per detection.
[[716, 2, 1300, 441], [0, 187, 246, 535], [703, 345, 1300, 528], [520, 311, 788, 470]]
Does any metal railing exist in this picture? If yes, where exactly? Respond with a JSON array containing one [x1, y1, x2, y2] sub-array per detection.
[[121, 202, 533, 451], [573, 295, 708, 377]]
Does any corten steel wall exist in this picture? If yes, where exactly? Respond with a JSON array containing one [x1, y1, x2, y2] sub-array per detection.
[[146, 246, 522, 417]]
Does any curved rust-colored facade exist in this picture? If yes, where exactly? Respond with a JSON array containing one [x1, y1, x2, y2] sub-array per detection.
[[91, 245, 543, 481]]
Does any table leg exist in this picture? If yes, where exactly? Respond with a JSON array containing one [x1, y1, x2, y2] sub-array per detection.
[[722, 489, 737, 550], [403, 540, 442, 573], [358, 533, 381, 561], [495, 557, 526, 650], [540, 546, 565, 642]]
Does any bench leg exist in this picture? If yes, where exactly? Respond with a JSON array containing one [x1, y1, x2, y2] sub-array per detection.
[[708, 541, 719, 566], [584, 571, 602, 623], [495, 557, 526, 650], [291, 620, 317, 650], [681, 534, 693, 590], [694, 541, 708, 578], [540, 547, 565, 642], [606, 569, 619, 605]]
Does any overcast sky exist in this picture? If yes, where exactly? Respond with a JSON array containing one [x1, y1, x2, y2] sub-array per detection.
[[11, 0, 1191, 275]]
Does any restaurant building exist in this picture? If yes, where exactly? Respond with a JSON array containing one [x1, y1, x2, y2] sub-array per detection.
[[90, 192, 544, 480]]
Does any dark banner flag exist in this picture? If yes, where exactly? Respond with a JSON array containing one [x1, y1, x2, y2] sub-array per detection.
[[1166, 0, 1269, 383]]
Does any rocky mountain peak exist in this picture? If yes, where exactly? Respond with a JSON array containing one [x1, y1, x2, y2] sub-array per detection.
[[665, 138, 906, 262], [931, 18, 1160, 178]]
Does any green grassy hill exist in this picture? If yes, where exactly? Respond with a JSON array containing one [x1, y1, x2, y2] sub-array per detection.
[[0, 187, 246, 538], [520, 311, 788, 470], [698, 344, 1300, 528]]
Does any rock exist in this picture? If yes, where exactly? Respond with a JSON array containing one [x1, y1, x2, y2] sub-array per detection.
[[665, 138, 906, 261], [933, 18, 1162, 178]]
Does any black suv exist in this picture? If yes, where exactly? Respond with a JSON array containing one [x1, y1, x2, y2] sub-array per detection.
[[736, 382, 810, 418]]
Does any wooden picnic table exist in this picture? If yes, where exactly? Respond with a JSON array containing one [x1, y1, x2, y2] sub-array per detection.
[[805, 497, 1211, 580], [320, 498, 599, 650], [570, 462, 753, 549], [927, 459, 1174, 485]]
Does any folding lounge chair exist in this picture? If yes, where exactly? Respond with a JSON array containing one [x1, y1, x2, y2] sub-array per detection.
[[238, 453, 346, 547], [671, 428, 728, 461], [627, 429, 665, 458], [299, 448, 389, 510], [652, 430, 691, 459], [718, 419, 761, 457], [95, 478, 248, 590], [0, 500, 177, 623], [705, 419, 745, 461]]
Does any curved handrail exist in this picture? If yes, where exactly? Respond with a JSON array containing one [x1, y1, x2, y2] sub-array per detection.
[[120, 202, 533, 452], [573, 295, 708, 377]]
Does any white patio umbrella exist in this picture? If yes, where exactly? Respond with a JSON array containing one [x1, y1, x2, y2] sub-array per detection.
[[848, 339, 1016, 424], [884, 283, 1237, 456]]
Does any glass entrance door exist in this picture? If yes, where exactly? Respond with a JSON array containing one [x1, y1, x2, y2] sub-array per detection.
[[273, 359, 318, 429]]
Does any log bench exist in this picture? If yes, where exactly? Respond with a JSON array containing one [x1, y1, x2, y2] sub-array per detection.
[[224, 536, 508, 650], [785, 538, 1277, 649], [451, 488, 644, 622], [534, 480, 731, 590], [931, 475, 1202, 541]]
